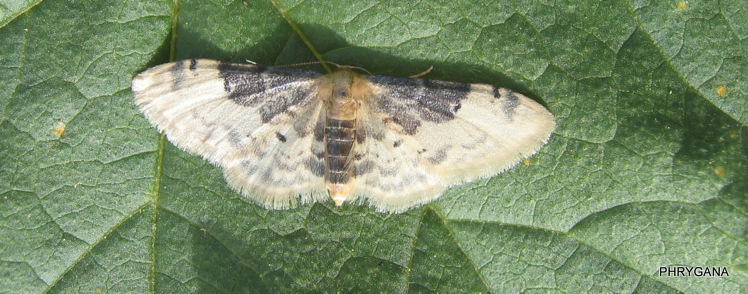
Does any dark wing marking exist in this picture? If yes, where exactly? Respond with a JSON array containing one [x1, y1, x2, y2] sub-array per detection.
[[217, 61, 321, 124], [367, 75, 470, 135]]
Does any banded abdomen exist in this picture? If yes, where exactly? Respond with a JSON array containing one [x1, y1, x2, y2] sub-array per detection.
[[325, 118, 356, 186]]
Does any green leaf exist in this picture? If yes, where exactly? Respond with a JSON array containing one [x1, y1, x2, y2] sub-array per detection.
[[1, 0, 746, 292], [0, 0, 37, 27]]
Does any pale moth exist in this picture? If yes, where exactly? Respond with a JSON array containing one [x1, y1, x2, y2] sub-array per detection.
[[132, 59, 555, 213]]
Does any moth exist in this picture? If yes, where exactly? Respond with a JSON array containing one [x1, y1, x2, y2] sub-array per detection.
[[132, 59, 555, 213]]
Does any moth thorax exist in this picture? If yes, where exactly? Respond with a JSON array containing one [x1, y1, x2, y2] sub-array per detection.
[[322, 70, 358, 119]]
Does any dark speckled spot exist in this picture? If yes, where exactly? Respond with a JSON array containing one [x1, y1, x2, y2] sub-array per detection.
[[354, 160, 374, 176], [293, 108, 320, 138], [493, 86, 520, 121], [305, 157, 324, 177], [385, 115, 421, 135], [313, 150, 324, 159], [355, 127, 366, 144], [276, 132, 286, 142], [228, 130, 244, 148], [427, 149, 447, 165], [314, 119, 325, 142], [218, 62, 265, 99], [503, 91, 519, 120], [170, 60, 186, 91], [241, 159, 258, 174]]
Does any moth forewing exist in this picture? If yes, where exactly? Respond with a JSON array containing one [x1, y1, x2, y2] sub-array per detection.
[[429, 84, 556, 182]]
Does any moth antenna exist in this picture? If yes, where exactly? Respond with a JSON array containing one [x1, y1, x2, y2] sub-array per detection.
[[337, 65, 372, 75], [409, 66, 434, 78], [276, 61, 373, 75], [276, 60, 340, 68]]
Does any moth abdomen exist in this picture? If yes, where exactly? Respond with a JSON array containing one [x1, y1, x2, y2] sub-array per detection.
[[323, 116, 358, 205], [324, 118, 356, 184]]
